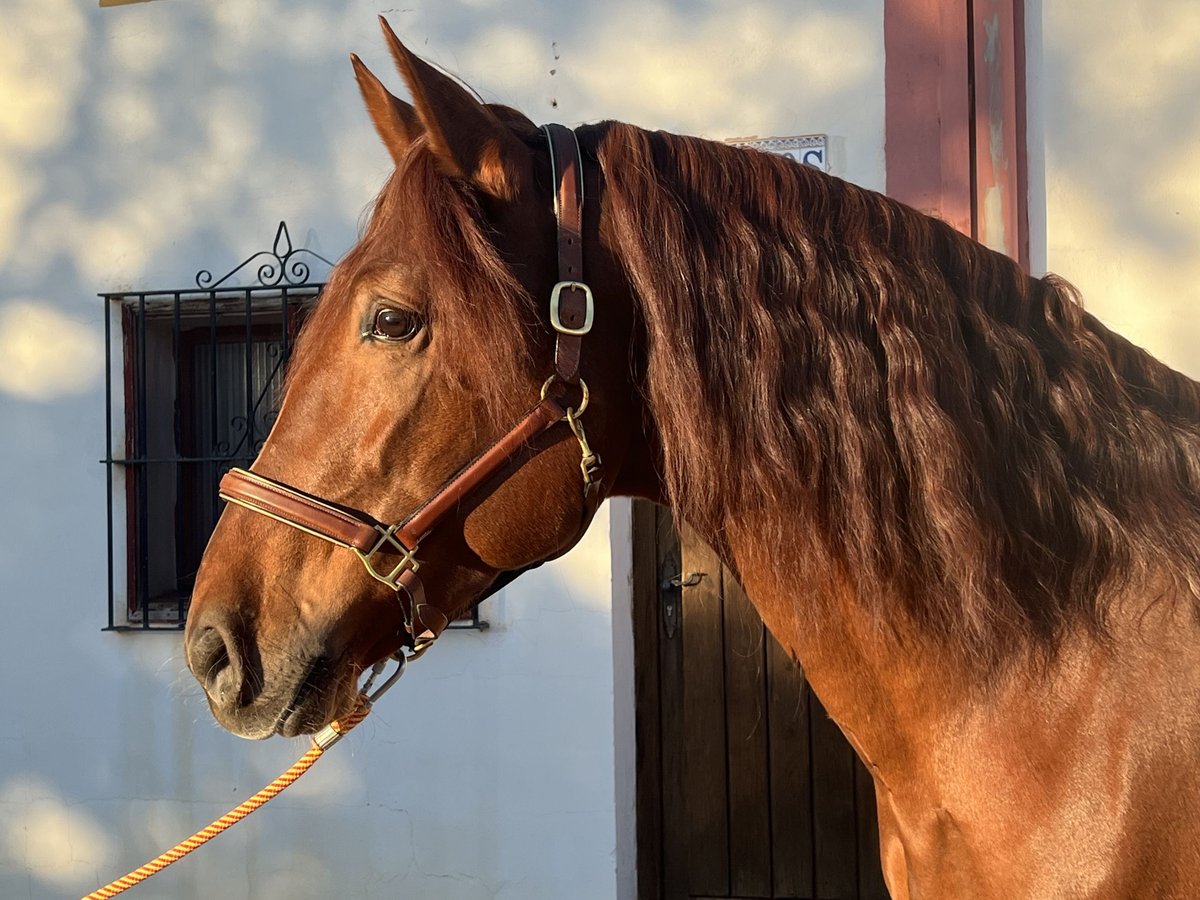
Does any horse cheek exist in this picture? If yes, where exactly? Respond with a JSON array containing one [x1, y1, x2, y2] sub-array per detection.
[[461, 454, 584, 570]]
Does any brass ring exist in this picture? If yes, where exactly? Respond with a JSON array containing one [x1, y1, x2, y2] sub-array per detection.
[[540, 375, 589, 418]]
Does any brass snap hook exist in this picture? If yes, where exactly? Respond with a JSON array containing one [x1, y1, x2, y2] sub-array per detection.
[[566, 405, 602, 495]]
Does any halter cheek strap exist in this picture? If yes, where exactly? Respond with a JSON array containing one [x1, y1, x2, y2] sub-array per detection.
[[217, 123, 600, 659], [543, 123, 592, 384]]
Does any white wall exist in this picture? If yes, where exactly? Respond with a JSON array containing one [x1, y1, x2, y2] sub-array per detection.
[[0, 1, 885, 897], [1029, 0, 1200, 379]]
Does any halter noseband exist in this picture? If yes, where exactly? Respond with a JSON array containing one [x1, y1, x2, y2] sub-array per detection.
[[217, 123, 599, 659]]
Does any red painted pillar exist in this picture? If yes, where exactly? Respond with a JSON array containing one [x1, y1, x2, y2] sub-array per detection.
[[884, 0, 973, 235], [886, 0, 1029, 269], [971, 0, 1029, 269]]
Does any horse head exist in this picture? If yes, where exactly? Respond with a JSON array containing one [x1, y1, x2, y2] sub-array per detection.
[[184, 18, 654, 739]]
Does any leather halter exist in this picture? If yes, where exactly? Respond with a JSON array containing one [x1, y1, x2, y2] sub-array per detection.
[[217, 123, 598, 659]]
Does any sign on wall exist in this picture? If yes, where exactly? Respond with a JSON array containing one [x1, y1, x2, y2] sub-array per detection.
[[728, 134, 829, 171]]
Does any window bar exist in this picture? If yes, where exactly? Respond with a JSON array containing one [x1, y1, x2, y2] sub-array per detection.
[[137, 294, 150, 628], [105, 295, 115, 630], [244, 288, 254, 462], [209, 289, 219, 547], [173, 291, 185, 626], [280, 286, 292, 443], [281, 285, 291, 363]]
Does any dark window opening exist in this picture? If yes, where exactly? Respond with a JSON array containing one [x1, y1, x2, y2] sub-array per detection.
[[106, 286, 316, 628]]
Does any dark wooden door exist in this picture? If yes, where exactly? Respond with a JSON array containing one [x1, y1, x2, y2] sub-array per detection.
[[632, 502, 889, 900]]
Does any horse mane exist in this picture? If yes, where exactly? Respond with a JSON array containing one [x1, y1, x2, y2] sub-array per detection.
[[593, 122, 1200, 661]]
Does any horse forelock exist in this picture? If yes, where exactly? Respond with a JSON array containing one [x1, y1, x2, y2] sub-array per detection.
[[286, 137, 542, 433], [598, 122, 1200, 665]]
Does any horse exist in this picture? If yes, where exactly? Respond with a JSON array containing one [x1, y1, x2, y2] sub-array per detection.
[[184, 17, 1200, 898]]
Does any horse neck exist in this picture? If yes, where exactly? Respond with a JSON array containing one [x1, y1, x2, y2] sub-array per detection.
[[607, 413, 668, 503], [725, 522, 1200, 751], [725, 537, 1200, 895]]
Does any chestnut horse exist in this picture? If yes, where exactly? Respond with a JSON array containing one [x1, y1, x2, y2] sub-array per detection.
[[185, 18, 1200, 898]]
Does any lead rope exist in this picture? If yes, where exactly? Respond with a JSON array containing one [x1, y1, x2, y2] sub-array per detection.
[[83, 655, 408, 900]]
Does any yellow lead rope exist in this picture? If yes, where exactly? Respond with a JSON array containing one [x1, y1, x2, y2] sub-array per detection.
[[83, 702, 371, 900], [84, 653, 414, 899]]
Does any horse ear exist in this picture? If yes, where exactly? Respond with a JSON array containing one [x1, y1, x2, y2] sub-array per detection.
[[351, 53, 422, 165], [378, 16, 530, 199]]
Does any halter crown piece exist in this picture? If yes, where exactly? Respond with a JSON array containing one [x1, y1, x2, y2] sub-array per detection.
[[216, 123, 600, 659]]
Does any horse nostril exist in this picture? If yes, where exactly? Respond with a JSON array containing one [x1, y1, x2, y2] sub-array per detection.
[[187, 624, 245, 709]]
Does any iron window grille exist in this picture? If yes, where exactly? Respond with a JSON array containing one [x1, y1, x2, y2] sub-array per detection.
[[102, 223, 486, 632]]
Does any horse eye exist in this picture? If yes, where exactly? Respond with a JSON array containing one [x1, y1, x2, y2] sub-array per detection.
[[369, 307, 421, 342]]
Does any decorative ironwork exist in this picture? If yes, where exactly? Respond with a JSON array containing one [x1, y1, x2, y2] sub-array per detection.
[[194, 222, 334, 289]]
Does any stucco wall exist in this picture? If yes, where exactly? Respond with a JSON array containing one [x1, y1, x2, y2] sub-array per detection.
[[1029, 0, 1200, 379], [0, 1, 885, 898]]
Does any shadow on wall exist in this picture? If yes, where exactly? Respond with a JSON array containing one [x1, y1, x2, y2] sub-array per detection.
[[0, 0, 886, 390], [1035, 0, 1200, 376], [398, 0, 882, 141]]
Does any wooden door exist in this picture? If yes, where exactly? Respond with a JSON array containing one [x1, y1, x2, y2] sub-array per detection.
[[632, 502, 889, 900]]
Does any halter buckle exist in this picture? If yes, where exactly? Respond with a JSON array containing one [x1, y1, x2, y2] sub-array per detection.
[[352, 523, 420, 590], [549, 281, 594, 336]]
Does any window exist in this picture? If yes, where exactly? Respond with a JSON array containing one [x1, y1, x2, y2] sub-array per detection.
[[103, 224, 487, 631], [102, 224, 326, 629]]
